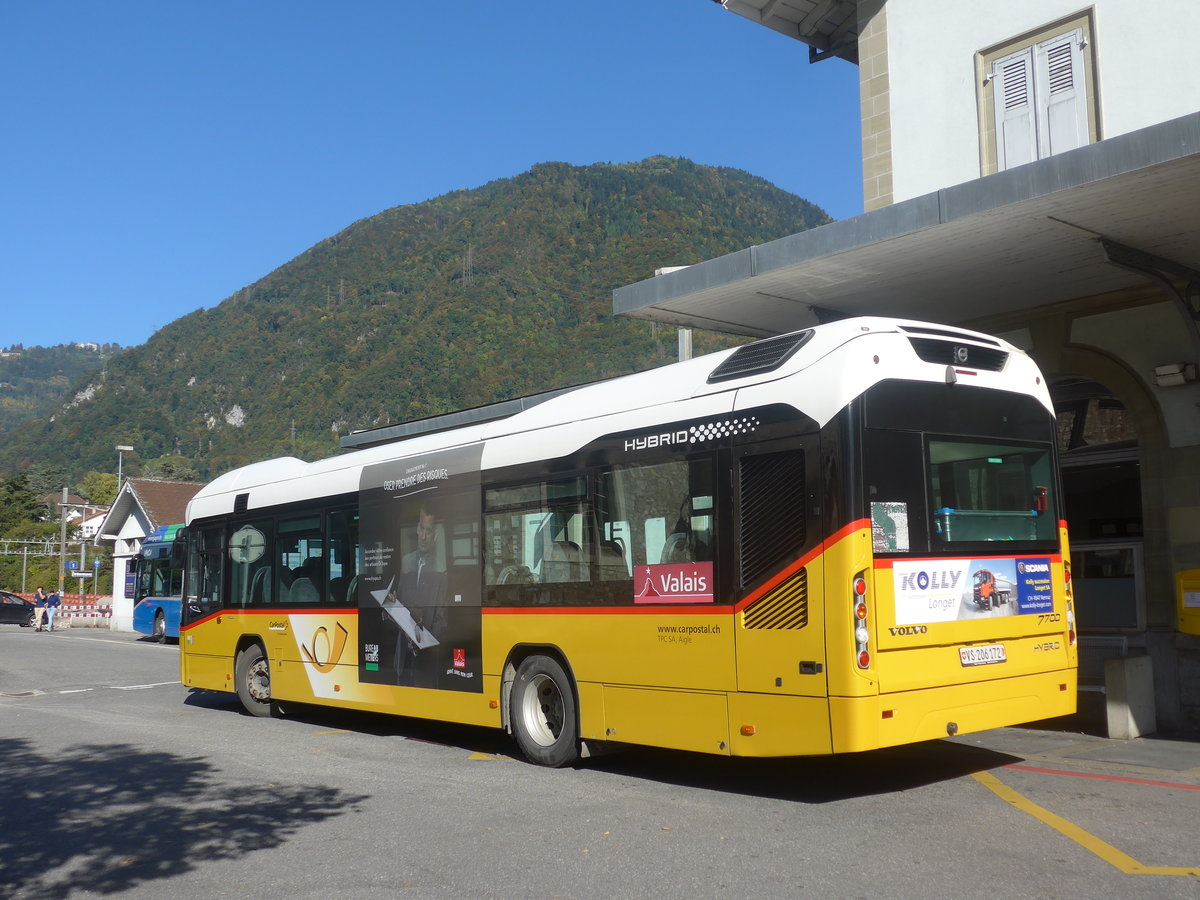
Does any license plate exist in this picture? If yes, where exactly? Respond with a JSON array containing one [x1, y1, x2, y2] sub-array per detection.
[[960, 644, 1007, 667]]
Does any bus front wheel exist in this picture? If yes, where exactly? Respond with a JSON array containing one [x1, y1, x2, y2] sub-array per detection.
[[234, 645, 279, 718], [510, 655, 578, 767]]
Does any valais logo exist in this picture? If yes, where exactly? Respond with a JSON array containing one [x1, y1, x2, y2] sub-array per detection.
[[453, 648, 466, 669], [633, 562, 715, 605]]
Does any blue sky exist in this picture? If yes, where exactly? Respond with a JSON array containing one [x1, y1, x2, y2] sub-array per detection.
[[1, 1, 861, 349]]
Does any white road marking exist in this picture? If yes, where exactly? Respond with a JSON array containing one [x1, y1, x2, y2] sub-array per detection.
[[111, 681, 182, 690]]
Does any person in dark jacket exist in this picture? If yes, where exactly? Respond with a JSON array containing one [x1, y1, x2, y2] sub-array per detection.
[[45, 590, 62, 632], [33, 587, 47, 631]]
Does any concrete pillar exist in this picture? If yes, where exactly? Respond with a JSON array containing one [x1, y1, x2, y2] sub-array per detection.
[[1105, 655, 1157, 739]]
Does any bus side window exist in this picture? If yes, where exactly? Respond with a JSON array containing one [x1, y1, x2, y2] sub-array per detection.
[[277, 516, 323, 606], [227, 522, 272, 607], [184, 525, 224, 623], [598, 457, 716, 577], [327, 508, 359, 606], [484, 476, 589, 597]]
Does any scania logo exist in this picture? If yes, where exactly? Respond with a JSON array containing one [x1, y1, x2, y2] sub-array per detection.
[[888, 625, 929, 636]]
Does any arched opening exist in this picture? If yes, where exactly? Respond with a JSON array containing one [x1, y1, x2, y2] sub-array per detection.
[[1052, 377, 1144, 703]]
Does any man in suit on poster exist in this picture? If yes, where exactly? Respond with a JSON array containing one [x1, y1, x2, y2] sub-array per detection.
[[386, 503, 448, 688]]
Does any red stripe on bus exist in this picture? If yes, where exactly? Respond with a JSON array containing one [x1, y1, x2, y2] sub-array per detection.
[[482, 604, 734, 617], [874, 553, 1063, 567]]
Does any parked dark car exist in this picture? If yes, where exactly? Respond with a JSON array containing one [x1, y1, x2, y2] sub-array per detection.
[[0, 590, 35, 626]]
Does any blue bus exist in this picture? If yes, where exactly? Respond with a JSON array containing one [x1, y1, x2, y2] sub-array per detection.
[[132, 524, 186, 642]]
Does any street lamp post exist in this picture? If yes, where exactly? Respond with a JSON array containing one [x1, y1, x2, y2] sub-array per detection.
[[116, 445, 133, 488]]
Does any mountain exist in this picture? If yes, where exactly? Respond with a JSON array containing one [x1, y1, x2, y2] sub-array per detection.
[[0, 343, 122, 440], [3, 157, 830, 482]]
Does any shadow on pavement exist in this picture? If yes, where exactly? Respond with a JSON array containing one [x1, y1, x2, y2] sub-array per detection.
[[585, 738, 1023, 803], [185, 688, 1022, 804], [0, 736, 368, 899]]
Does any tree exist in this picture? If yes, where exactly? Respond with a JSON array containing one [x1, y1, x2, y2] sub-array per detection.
[[0, 475, 40, 535], [142, 455, 200, 481], [25, 466, 68, 500], [77, 471, 118, 507]]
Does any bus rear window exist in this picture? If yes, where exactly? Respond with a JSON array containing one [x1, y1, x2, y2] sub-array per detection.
[[928, 439, 1057, 544], [864, 429, 1058, 554]]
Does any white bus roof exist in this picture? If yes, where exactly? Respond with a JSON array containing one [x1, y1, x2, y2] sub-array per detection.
[[187, 317, 1044, 523]]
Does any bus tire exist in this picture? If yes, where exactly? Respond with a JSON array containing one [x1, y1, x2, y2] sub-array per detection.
[[150, 611, 166, 643], [234, 644, 279, 718], [510, 655, 578, 767]]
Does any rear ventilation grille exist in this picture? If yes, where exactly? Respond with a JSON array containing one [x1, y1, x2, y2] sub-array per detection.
[[899, 326, 1001, 346], [743, 569, 809, 630], [708, 331, 813, 383], [908, 337, 1009, 371], [739, 449, 806, 587], [234, 493, 249, 514]]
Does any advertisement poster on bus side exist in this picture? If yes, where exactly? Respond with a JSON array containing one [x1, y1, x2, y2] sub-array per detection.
[[358, 446, 483, 692], [891, 556, 1053, 626]]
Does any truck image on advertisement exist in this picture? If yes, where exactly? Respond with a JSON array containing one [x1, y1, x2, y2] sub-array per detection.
[[972, 569, 1014, 610]]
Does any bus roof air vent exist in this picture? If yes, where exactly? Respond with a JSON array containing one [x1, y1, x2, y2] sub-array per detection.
[[707, 331, 814, 384], [234, 493, 249, 514], [907, 337, 1009, 371]]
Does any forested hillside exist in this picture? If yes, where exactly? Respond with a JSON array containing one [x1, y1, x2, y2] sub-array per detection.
[[0, 344, 121, 440], [1, 157, 829, 482]]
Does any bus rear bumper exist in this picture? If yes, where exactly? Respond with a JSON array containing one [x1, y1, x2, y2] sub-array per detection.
[[830, 668, 1078, 754]]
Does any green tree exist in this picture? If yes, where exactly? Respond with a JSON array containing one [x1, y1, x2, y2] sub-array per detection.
[[25, 466, 69, 500], [77, 471, 118, 507], [142, 455, 200, 481], [0, 475, 40, 535]]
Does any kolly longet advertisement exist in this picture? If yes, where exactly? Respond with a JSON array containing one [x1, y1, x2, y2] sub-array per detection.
[[891, 557, 1054, 626]]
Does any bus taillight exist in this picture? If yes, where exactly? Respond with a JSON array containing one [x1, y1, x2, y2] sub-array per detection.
[[1064, 560, 1077, 646], [853, 572, 871, 669]]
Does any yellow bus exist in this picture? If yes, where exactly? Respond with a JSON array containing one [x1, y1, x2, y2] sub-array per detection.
[[180, 317, 1077, 766]]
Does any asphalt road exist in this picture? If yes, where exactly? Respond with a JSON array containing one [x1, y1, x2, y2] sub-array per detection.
[[2, 625, 1198, 900]]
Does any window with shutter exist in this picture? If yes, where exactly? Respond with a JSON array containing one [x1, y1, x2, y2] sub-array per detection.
[[980, 19, 1095, 174], [1035, 30, 1088, 158], [992, 48, 1037, 170]]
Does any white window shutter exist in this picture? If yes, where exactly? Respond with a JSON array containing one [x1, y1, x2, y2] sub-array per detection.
[[992, 48, 1037, 171], [1035, 29, 1088, 157]]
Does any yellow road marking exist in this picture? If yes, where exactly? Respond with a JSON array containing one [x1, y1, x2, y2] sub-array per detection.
[[972, 771, 1200, 876]]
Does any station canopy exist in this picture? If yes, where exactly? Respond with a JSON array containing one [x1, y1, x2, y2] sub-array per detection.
[[613, 113, 1200, 338], [717, 0, 860, 62]]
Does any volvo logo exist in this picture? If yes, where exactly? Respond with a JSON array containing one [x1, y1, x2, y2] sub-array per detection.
[[954, 345, 970, 363], [888, 625, 929, 636]]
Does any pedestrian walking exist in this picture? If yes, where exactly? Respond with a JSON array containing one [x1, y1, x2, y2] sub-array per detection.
[[33, 587, 47, 631], [45, 590, 62, 632]]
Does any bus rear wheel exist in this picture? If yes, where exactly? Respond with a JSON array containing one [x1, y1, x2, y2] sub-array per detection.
[[234, 645, 279, 718], [510, 655, 578, 767], [150, 611, 166, 643]]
